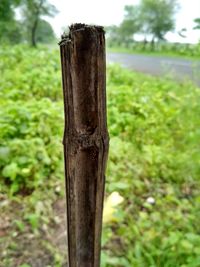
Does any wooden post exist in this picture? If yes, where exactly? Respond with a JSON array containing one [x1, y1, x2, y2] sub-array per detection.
[[59, 24, 109, 267]]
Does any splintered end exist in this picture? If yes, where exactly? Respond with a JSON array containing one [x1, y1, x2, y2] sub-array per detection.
[[69, 23, 104, 33], [59, 23, 104, 46]]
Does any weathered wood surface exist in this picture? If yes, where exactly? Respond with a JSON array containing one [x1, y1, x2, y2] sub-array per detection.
[[59, 24, 109, 267]]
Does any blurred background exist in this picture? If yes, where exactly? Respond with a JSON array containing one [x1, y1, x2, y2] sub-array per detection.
[[1, 1, 200, 267]]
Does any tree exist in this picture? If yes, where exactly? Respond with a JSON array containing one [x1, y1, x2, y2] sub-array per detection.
[[118, 5, 141, 46], [0, 0, 22, 43], [105, 25, 122, 46], [21, 0, 57, 46], [35, 19, 55, 43], [106, 6, 141, 47], [193, 18, 200, 30], [106, 0, 178, 49], [140, 0, 178, 43]]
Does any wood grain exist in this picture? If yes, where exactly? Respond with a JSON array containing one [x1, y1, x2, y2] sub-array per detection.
[[59, 24, 109, 267]]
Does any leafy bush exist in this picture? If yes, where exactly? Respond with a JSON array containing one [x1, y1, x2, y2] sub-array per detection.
[[104, 65, 200, 266], [0, 99, 63, 194], [0, 46, 63, 194], [0, 45, 61, 101], [0, 46, 200, 266]]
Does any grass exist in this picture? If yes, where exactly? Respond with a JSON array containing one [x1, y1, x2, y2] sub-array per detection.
[[0, 45, 200, 267], [107, 45, 200, 61]]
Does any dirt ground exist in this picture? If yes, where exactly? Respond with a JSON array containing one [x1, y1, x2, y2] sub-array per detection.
[[0, 194, 68, 267]]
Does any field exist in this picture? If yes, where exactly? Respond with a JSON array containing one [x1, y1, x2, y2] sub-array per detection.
[[107, 42, 200, 60], [0, 45, 200, 267]]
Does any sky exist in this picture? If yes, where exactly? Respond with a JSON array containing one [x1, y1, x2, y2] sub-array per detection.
[[47, 0, 200, 44]]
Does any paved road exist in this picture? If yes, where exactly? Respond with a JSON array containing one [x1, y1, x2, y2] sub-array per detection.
[[107, 52, 200, 85]]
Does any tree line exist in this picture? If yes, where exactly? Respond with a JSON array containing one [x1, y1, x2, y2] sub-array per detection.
[[0, 0, 57, 46], [106, 0, 200, 48], [2, 0, 200, 47]]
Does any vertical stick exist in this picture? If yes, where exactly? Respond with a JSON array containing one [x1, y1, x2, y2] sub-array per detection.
[[59, 24, 109, 267]]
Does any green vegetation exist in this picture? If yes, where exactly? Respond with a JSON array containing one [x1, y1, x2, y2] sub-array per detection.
[[0, 0, 22, 44], [106, 0, 200, 59], [107, 42, 200, 60], [139, 0, 178, 42], [1, 46, 200, 266], [20, 0, 58, 46], [194, 18, 200, 31], [103, 65, 200, 266], [0, 0, 57, 46], [106, 0, 179, 47]]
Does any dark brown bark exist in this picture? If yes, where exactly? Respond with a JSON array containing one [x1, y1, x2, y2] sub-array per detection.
[[59, 24, 109, 267], [31, 19, 38, 47], [30, 0, 43, 47]]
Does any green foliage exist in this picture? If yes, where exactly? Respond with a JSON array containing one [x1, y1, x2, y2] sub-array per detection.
[[118, 5, 141, 45], [107, 0, 179, 47], [20, 0, 57, 46], [108, 42, 200, 59], [194, 18, 200, 31], [0, 0, 57, 46], [140, 0, 178, 41], [0, 45, 200, 266], [106, 26, 123, 47], [103, 65, 200, 266], [0, 46, 63, 194], [0, 0, 22, 44], [35, 19, 55, 43]]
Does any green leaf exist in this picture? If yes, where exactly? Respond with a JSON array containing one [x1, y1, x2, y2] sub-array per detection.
[[2, 162, 18, 180]]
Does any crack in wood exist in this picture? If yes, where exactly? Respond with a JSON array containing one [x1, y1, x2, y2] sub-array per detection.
[[59, 23, 109, 267]]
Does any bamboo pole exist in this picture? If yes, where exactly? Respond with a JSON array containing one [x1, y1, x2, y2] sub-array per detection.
[[59, 24, 109, 267]]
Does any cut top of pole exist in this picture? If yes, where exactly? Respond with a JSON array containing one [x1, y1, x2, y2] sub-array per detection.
[[59, 24, 109, 267]]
